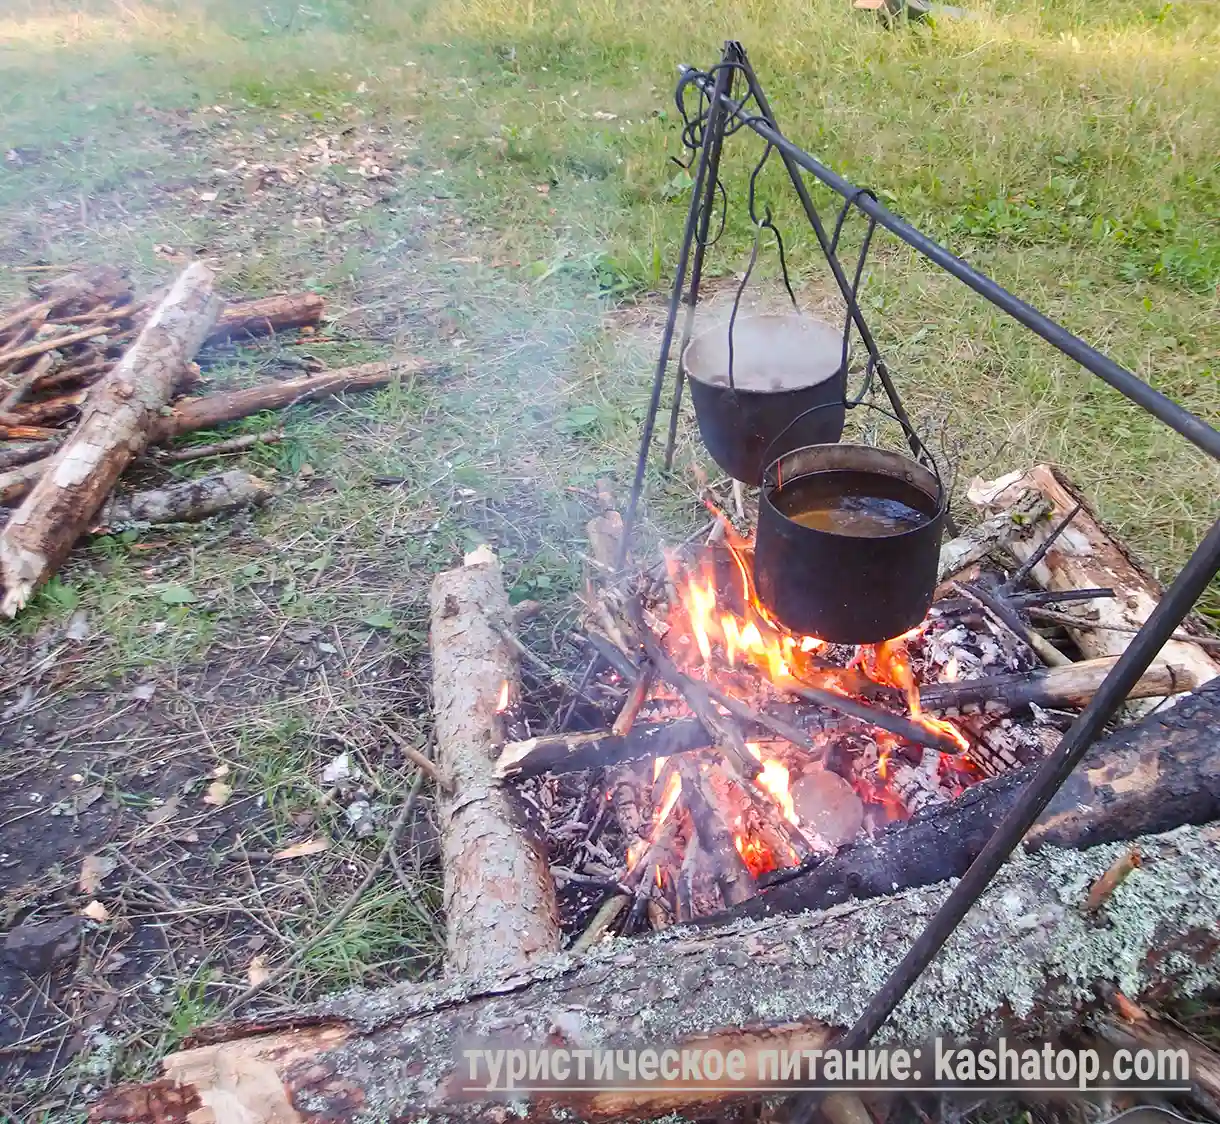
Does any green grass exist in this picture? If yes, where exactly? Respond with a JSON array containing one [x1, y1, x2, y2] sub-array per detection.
[[9, 0, 1206, 602]]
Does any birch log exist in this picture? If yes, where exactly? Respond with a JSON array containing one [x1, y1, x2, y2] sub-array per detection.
[[429, 545, 561, 976], [90, 825, 1220, 1124], [0, 263, 219, 616], [969, 464, 1220, 710]]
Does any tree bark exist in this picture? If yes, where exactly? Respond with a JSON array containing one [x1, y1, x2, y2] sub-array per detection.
[[430, 545, 561, 977], [0, 263, 219, 616], [968, 465, 1220, 709], [89, 824, 1220, 1124], [722, 677, 1220, 922], [97, 470, 274, 527], [204, 292, 325, 345]]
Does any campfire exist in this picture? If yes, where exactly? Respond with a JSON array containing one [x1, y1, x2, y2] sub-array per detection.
[[490, 485, 1201, 940]]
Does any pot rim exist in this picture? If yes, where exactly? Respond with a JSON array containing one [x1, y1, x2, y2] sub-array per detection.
[[761, 441, 948, 541], [681, 312, 845, 398]]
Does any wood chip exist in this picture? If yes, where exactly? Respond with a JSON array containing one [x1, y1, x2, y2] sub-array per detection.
[[203, 781, 233, 807], [246, 955, 270, 987], [272, 837, 330, 861], [81, 900, 110, 922], [79, 853, 116, 895]]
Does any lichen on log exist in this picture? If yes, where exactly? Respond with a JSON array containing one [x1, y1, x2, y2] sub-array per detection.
[[92, 825, 1220, 1124]]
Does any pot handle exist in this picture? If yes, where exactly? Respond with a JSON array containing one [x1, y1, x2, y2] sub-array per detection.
[[726, 144, 799, 393], [760, 400, 945, 506]]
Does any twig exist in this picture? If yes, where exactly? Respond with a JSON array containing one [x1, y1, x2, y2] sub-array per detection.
[[1016, 587, 1115, 606], [702, 681, 827, 762], [1026, 606, 1220, 651], [0, 354, 54, 412], [549, 866, 630, 894], [612, 659, 654, 736], [785, 683, 964, 755], [570, 894, 628, 953], [956, 581, 1071, 668], [1002, 501, 1082, 592], [157, 430, 283, 463], [380, 725, 451, 794], [1085, 848, 1141, 913], [214, 769, 425, 1018], [109, 848, 185, 911], [584, 629, 640, 680], [0, 323, 112, 367], [494, 622, 603, 709]]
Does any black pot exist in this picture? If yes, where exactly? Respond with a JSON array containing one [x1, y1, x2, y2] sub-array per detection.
[[682, 314, 846, 486], [754, 443, 947, 644]]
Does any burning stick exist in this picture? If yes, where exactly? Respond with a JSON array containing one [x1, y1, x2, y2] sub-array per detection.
[[956, 581, 1072, 669], [681, 761, 755, 906], [639, 623, 762, 781], [570, 894, 628, 953], [787, 683, 963, 755], [612, 658, 654, 736]]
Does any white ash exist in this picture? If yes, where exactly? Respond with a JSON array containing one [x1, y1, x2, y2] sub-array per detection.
[[888, 748, 950, 815]]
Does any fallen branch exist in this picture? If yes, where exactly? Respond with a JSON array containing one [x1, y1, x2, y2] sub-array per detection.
[[151, 359, 426, 442], [205, 292, 326, 346], [919, 655, 1194, 715], [96, 470, 274, 527], [0, 263, 219, 616], [155, 431, 283, 464], [2, 360, 432, 505]]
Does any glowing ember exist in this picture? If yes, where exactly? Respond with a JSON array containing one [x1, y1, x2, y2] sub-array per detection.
[[495, 680, 510, 712], [734, 831, 776, 877]]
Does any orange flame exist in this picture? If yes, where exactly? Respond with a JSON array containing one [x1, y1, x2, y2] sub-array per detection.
[[733, 831, 776, 877], [863, 637, 970, 754], [495, 680, 510, 713], [746, 742, 799, 827], [627, 770, 683, 873]]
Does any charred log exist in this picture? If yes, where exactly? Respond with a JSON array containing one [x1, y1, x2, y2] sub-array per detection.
[[721, 678, 1220, 923]]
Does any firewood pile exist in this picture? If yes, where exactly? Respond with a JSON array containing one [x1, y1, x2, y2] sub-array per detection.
[[0, 262, 429, 617]]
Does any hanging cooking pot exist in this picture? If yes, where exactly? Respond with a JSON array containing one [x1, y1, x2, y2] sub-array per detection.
[[682, 313, 847, 486], [753, 402, 947, 644]]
